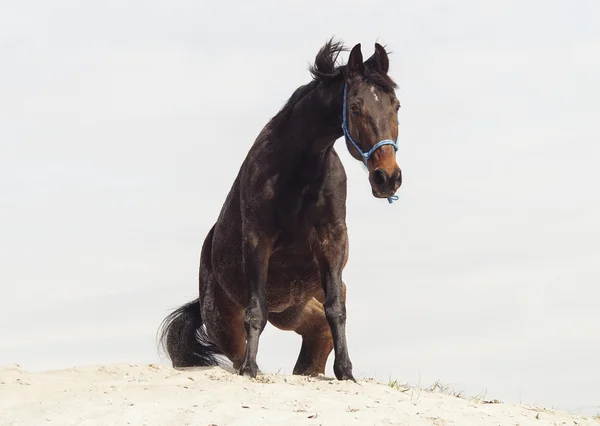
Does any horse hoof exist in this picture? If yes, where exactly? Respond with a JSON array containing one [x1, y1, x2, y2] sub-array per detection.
[[337, 372, 356, 382], [334, 360, 355, 382], [239, 362, 258, 378]]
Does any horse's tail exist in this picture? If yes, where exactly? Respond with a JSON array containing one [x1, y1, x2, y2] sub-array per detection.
[[158, 298, 224, 368]]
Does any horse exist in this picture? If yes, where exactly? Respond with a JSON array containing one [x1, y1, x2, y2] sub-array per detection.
[[158, 39, 402, 381]]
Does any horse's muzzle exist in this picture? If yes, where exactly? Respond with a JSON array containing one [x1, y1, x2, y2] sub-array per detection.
[[370, 167, 402, 198]]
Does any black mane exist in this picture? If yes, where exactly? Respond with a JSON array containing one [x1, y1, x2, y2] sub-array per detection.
[[308, 39, 347, 80], [309, 38, 398, 92]]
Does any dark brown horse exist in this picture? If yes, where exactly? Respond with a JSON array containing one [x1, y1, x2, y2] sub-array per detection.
[[158, 39, 402, 381]]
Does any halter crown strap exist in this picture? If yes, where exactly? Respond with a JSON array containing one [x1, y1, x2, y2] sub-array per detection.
[[341, 83, 400, 204]]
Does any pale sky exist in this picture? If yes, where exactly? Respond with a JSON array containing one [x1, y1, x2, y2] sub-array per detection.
[[1, 0, 599, 416]]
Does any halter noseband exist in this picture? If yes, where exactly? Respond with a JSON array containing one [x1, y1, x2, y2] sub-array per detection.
[[341, 83, 400, 204]]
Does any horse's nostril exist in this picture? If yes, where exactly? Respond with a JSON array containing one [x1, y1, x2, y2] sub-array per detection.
[[372, 168, 388, 186]]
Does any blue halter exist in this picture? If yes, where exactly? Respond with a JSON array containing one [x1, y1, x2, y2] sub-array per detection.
[[341, 83, 400, 204]]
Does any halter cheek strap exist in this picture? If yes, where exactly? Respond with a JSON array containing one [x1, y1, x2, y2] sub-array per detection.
[[341, 83, 400, 204]]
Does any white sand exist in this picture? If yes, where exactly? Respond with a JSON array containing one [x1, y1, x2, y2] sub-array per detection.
[[0, 363, 597, 426]]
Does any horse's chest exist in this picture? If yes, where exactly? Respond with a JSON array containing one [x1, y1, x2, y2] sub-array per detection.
[[272, 186, 324, 249], [275, 182, 326, 229]]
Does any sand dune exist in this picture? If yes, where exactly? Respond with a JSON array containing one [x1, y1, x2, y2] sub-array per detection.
[[0, 363, 597, 426]]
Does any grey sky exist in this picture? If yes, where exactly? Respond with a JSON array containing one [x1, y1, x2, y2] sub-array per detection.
[[1, 0, 599, 416]]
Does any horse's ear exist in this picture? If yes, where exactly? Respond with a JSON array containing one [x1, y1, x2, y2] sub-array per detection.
[[366, 43, 389, 74], [347, 43, 364, 77]]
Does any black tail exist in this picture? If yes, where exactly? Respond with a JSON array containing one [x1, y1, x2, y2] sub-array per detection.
[[158, 298, 224, 368]]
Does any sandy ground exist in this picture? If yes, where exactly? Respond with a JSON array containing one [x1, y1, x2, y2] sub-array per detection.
[[0, 363, 597, 426]]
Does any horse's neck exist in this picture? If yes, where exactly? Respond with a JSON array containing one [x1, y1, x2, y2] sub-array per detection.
[[292, 81, 345, 154]]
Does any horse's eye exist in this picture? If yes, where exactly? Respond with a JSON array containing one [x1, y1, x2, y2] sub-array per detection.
[[350, 105, 360, 116]]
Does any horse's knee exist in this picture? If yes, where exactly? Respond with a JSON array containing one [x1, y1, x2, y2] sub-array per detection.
[[324, 300, 346, 325]]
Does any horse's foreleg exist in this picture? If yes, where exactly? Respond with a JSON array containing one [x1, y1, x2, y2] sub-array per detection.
[[238, 232, 272, 378], [315, 223, 355, 382]]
